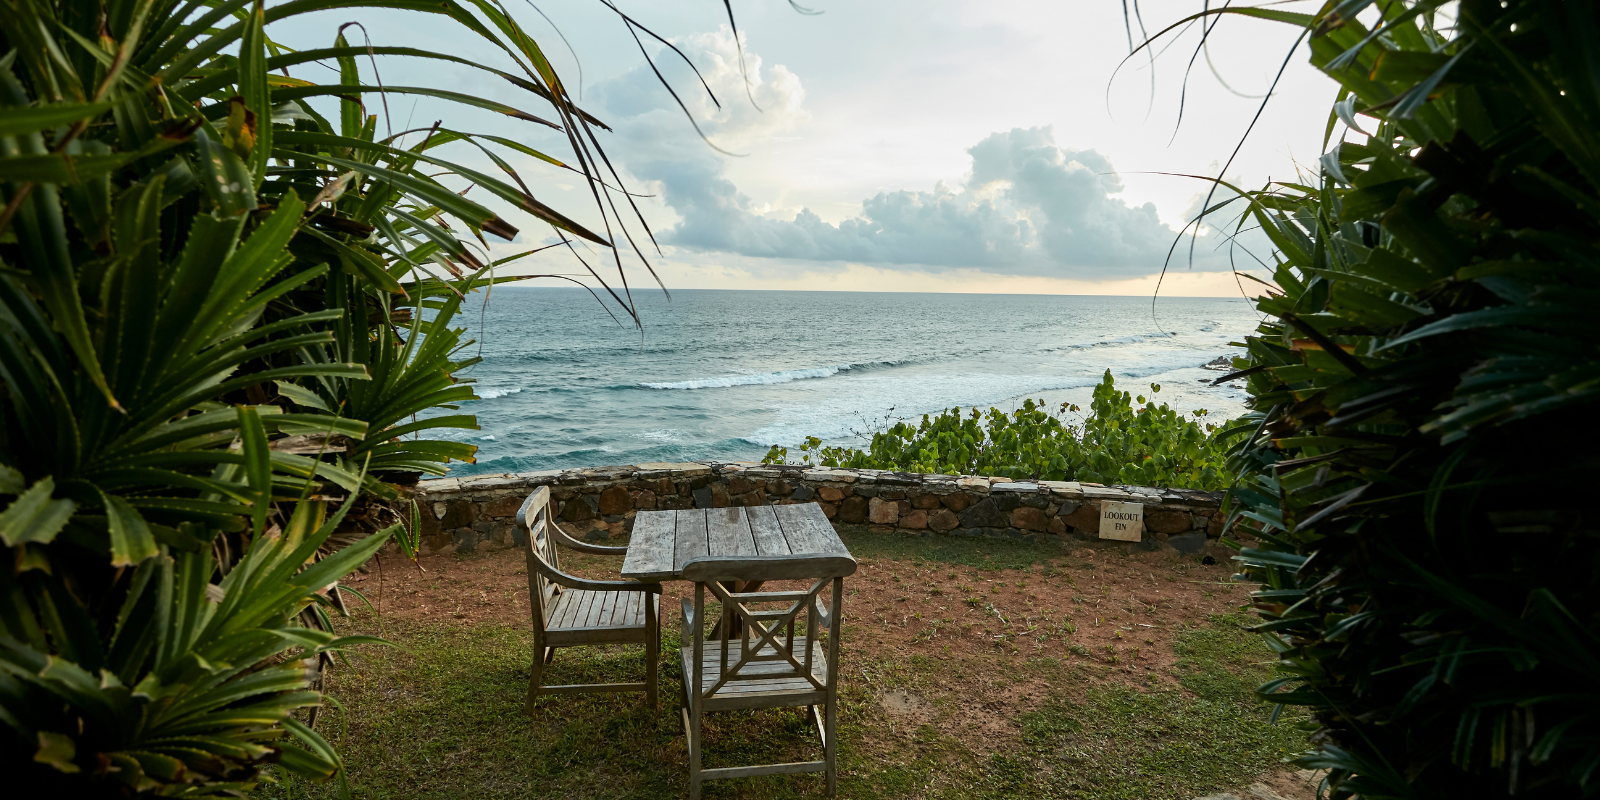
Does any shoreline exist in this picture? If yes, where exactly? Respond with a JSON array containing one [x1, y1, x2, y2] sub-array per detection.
[[801, 359, 1249, 457], [445, 358, 1248, 478]]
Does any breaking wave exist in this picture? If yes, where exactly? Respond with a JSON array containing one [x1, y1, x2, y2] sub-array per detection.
[[476, 386, 523, 399], [1043, 331, 1177, 352], [640, 361, 904, 390]]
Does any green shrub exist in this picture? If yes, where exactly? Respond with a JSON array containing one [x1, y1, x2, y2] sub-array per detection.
[[1172, 0, 1600, 796], [764, 371, 1234, 489], [0, 0, 670, 791]]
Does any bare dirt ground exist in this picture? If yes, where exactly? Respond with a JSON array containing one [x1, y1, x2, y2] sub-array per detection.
[[339, 526, 1316, 799]]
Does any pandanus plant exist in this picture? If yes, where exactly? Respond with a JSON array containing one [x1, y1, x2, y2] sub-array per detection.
[[0, 0, 716, 790], [1137, 0, 1600, 796]]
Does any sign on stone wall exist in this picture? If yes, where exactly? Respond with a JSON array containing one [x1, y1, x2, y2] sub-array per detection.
[[1099, 501, 1145, 541]]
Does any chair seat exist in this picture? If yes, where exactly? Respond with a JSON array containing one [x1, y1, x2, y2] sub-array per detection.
[[680, 637, 830, 711], [544, 589, 655, 644]]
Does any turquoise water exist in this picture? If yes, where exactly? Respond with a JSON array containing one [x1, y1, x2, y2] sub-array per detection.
[[440, 288, 1258, 476]]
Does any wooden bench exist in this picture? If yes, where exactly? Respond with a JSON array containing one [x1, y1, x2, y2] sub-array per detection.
[[516, 486, 660, 711]]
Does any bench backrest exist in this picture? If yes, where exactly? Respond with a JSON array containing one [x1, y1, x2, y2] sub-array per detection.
[[517, 486, 561, 627]]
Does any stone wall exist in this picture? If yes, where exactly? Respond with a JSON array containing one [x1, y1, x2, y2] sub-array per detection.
[[411, 462, 1228, 556]]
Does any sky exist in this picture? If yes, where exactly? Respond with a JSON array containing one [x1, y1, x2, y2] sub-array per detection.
[[272, 1, 1342, 297]]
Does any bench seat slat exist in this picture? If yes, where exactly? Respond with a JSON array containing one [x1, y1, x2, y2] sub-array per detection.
[[548, 590, 649, 632]]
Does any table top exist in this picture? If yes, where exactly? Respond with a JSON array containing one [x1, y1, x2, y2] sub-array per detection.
[[621, 503, 851, 582]]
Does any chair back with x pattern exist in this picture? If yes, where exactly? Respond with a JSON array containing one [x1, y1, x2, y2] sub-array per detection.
[[679, 553, 855, 798], [682, 554, 854, 704]]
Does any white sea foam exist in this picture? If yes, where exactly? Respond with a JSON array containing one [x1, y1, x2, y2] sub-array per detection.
[[477, 386, 523, 399], [1044, 331, 1177, 352], [743, 351, 1237, 448], [640, 361, 900, 390]]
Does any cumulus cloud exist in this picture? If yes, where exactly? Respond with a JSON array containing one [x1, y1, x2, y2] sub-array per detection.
[[595, 29, 1232, 279], [592, 26, 808, 154], [670, 126, 1207, 277]]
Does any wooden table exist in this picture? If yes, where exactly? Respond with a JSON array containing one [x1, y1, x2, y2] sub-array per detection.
[[621, 504, 850, 582]]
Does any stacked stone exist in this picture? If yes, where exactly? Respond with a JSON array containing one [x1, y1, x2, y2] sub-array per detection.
[[409, 462, 1226, 556]]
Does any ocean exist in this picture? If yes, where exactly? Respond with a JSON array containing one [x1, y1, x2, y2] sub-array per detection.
[[436, 288, 1259, 476]]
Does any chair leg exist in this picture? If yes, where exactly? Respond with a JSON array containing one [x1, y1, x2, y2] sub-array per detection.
[[686, 706, 703, 800], [645, 622, 659, 710], [524, 649, 545, 714], [544, 646, 556, 664], [825, 695, 838, 797]]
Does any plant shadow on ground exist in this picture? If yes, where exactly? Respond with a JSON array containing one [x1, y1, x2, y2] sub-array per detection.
[[265, 532, 1308, 799]]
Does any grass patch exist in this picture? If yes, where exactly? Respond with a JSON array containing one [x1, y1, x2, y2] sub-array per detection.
[[265, 621, 861, 800], [838, 528, 1067, 572], [271, 624, 683, 799], [1173, 613, 1272, 702], [985, 613, 1306, 799], [263, 606, 1306, 799]]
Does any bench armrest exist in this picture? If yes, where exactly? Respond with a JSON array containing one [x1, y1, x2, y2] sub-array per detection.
[[529, 554, 661, 594], [550, 520, 630, 556], [811, 597, 832, 628]]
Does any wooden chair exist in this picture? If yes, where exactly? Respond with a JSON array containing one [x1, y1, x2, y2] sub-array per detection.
[[516, 486, 660, 711], [679, 553, 856, 799]]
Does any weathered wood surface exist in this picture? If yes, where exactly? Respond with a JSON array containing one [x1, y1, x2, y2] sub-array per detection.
[[548, 590, 647, 632], [624, 503, 849, 582], [542, 591, 655, 646], [620, 511, 676, 580], [680, 638, 830, 712], [674, 508, 710, 577], [519, 487, 660, 707], [676, 540, 848, 798], [747, 505, 791, 556], [772, 504, 838, 555], [706, 507, 758, 556], [683, 555, 856, 583]]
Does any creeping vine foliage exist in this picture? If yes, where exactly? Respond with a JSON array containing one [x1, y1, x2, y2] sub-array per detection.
[[766, 371, 1234, 489]]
